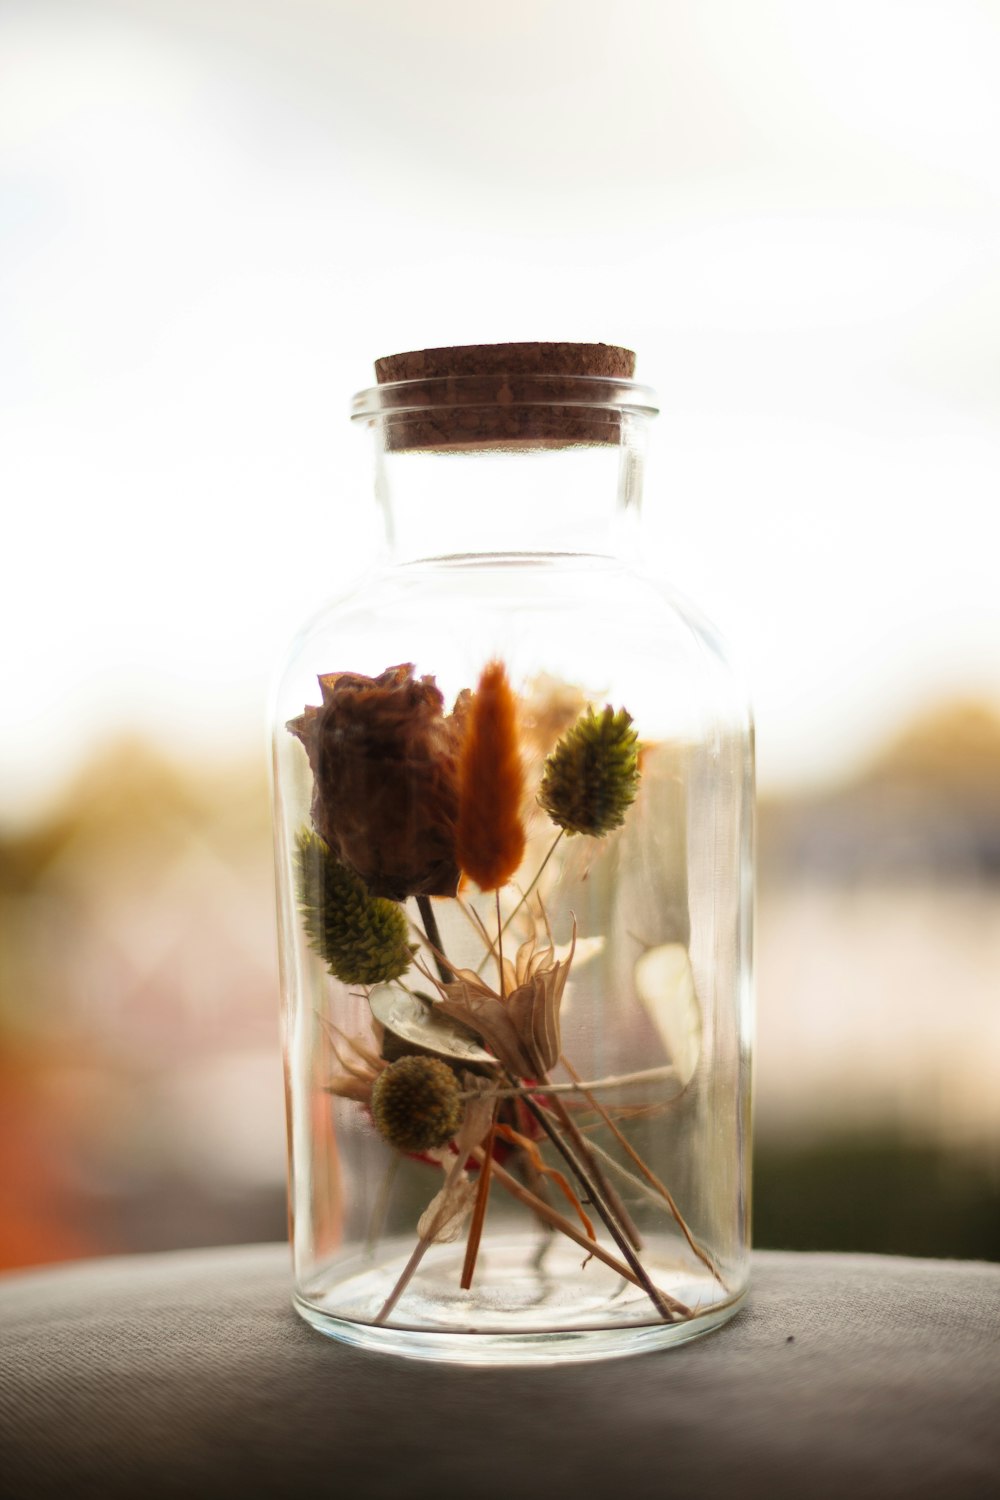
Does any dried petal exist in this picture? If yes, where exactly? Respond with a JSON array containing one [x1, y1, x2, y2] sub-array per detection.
[[432, 921, 576, 1078], [325, 1073, 375, 1104], [321, 1025, 386, 1105], [506, 922, 575, 1074]]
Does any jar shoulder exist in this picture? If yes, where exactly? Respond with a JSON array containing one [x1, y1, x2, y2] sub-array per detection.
[[272, 554, 752, 743]]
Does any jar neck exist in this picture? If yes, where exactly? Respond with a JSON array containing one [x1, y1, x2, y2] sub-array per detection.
[[371, 413, 650, 565]]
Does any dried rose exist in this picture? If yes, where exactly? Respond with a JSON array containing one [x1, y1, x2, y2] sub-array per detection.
[[288, 663, 469, 900]]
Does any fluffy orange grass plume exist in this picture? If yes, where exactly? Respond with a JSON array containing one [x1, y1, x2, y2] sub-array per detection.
[[455, 660, 526, 892]]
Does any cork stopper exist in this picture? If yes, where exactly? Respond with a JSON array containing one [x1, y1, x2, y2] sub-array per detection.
[[366, 342, 643, 451], [375, 343, 635, 384]]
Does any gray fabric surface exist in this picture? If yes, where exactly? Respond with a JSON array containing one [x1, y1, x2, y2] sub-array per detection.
[[0, 1246, 997, 1499]]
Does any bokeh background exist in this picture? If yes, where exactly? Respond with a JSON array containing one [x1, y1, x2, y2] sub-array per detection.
[[3, 0, 999, 1268]]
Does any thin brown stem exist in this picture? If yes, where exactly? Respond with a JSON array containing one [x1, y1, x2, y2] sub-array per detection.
[[457, 895, 494, 951], [543, 1091, 644, 1253], [374, 1236, 429, 1325], [416, 895, 453, 985], [375, 1149, 690, 1326], [482, 1150, 691, 1317], [457, 892, 505, 1288], [460, 1117, 497, 1289], [375, 1148, 468, 1324], [511, 1074, 678, 1323], [559, 1052, 727, 1289], [457, 1064, 679, 1100], [495, 888, 505, 996], [475, 830, 564, 976]]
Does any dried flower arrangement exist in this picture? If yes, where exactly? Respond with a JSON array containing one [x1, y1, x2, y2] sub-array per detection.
[[288, 659, 723, 1326]]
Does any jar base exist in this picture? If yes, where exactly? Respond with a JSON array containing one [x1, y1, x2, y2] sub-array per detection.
[[293, 1234, 746, 1365]]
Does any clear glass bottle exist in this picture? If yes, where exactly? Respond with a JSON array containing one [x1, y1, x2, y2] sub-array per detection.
[[271, 343, 754, 1364]]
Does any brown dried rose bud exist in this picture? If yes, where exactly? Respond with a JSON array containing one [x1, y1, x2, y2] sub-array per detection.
[[288, 663, 469, 900]]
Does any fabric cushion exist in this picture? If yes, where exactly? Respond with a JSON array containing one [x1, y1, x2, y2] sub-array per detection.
[[0, 1246, 997, 1498]]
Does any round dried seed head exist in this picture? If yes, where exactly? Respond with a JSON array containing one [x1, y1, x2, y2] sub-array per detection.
[[370, 1056, 464, 1153], [539, 705, 640, 837], [295, 828, 413, 985]]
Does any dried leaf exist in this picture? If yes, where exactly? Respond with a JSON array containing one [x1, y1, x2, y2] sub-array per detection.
[[454, 1079, 497, 1159], [415, 1081, 496, 1245], [634, 942, 702, 1087], [436, 984, 534, 1076], [417, 1175, 477, 1243], [506, 921, 575, 1074], [325, 1073, 374, 1104], [368, 986, 499, 1068]]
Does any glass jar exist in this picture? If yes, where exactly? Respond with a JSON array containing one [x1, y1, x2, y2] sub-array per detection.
[[270, 343, 754, 1364]]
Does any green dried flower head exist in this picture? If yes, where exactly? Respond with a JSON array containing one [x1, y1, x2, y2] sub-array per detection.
[[370, 1056, 463, 1153], [539, 705, 640, 837], [295, 828, 413, 985]]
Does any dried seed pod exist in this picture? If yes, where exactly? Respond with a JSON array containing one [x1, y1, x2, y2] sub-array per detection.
[[295, 829, 413, 985], [370, 1056, 464, 1153], [369, 986, 499, 1069], [539, 705, 640, 837]]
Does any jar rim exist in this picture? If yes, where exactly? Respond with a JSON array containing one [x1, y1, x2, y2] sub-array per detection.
[[351, 373, 659, 424]]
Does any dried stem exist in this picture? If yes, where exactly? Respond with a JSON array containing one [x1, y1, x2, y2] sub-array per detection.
[[475, 830, 564, 976], [459, 890, 505, 1289], [559, 1053, 727, 1290], [583, 1136, 729, 1293], [458, 1064, 679, 1100], [384, 861, 693, 1325], [373, 1140, 691, 1327], [495, 888, 505, 997], [416, 895, 453, 985], [374, 1234, 430, 1326], [375, 1148, 467, 1324], [510, 1075, 678, 1323], [460, 1116, 497, 1289], [457, 895, 495, 951], [481, 1150, 691, 1318], [542, 1090, 644, 1253]]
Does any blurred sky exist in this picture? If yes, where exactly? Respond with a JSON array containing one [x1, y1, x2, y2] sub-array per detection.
[[3, 0, 999, 822]]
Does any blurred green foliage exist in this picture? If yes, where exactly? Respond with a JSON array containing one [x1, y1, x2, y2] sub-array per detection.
[[755, 1134, 1000, 1261], [3, 720, 1000, 1270]]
